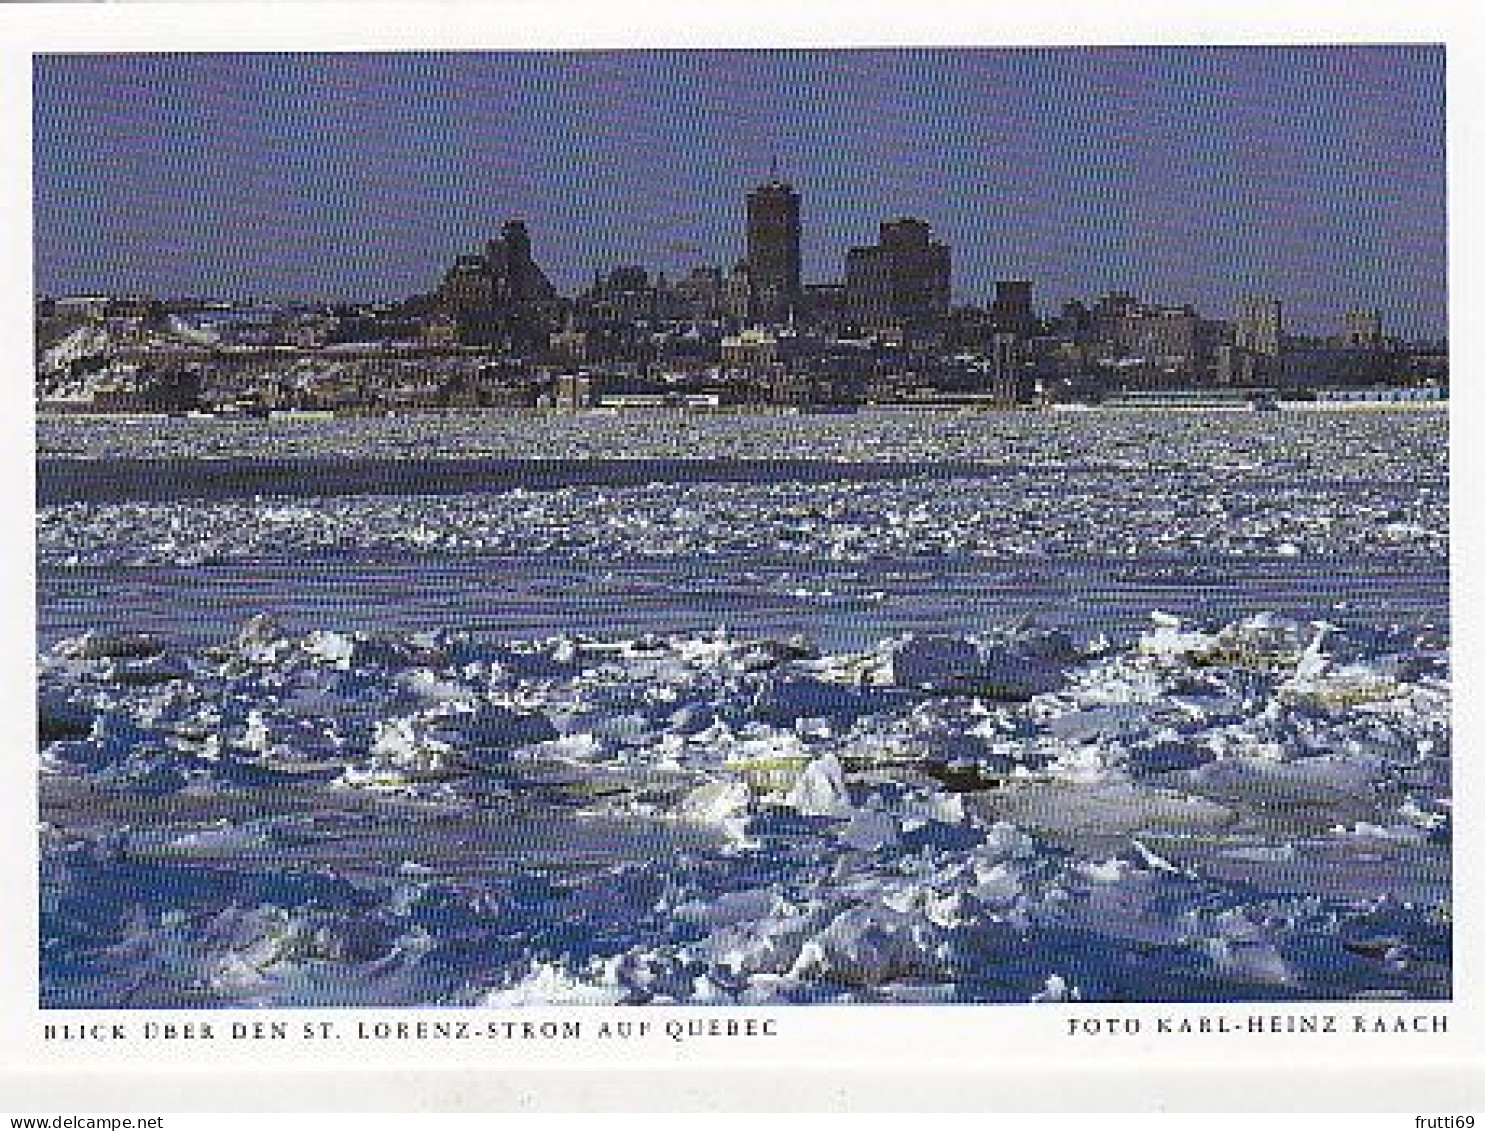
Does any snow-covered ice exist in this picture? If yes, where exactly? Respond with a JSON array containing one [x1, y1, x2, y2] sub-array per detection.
[[36, 409, 1450, 1006], [38, 610, 1450, 1006]]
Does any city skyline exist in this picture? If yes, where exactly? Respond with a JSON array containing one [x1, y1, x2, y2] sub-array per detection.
[[34, 46, 1447, 338]]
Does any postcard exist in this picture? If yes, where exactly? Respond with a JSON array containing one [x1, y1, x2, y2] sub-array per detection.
[[2, 0, 1480, 1113]]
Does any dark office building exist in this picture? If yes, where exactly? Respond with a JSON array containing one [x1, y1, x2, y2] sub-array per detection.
[[990, 280, 1036, 339], [844, 217, 951, 336], [745, 178, 803, 325], [1058, 300, 1093, 344], [1090, 292, 1141, 347], [581, 265, 663, 325], [673, 266, 725, 322], [799, 282, 848, 335]]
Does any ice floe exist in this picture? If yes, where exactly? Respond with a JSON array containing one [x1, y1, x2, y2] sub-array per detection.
[[38, 606, 1450, 1006]]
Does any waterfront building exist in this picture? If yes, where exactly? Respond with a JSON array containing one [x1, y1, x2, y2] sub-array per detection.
[[720, 328, 780, 376], [1115, 304, 1201, 375], [1236, 296, 1285, 356], [989, 332, 1021, 404], [554, 373, 595, 410], [1216, 344, 1261, 386], [550, 309, 591, 364], [420, 313, 460, 349], [1090, 292, 1141, 348], [1343, 308, 1384, 348]]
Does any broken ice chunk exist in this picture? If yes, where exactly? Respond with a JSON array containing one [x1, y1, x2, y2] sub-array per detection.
[[884, 634, 983, 692], [785, 752, 853, 817]]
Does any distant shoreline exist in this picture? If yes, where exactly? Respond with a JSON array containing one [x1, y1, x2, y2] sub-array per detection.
[[34, 399, 1450, 424]]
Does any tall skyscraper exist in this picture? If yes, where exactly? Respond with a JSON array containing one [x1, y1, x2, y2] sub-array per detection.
[[745, 177, 802, 325], [1236, 296, 1284, 356]]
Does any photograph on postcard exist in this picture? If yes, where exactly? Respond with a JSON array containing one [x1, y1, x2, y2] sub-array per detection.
[[32, 46, 1449, 1009]]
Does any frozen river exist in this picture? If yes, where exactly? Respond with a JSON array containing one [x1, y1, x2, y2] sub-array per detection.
[[39, 552, 1446, 656], [36, 409, 1451, 1007]]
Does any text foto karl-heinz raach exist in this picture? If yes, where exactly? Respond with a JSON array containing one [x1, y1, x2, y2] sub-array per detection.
[[1067, 1012, 1450, 1036]]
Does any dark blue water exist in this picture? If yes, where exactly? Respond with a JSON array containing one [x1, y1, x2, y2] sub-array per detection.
[[38, 551, 1448, 654], [37, 456, 1029, 505]]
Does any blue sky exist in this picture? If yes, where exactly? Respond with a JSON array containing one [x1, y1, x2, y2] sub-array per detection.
[[33, 47, 1447, 337]]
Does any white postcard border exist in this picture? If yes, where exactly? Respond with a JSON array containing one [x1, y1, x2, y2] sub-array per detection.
[[1, 0, 1479, 1112]]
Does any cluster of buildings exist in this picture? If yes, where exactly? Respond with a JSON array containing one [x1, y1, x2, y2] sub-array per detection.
[[35, 175, 1447, 414], [427, 179, 957, 353]]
